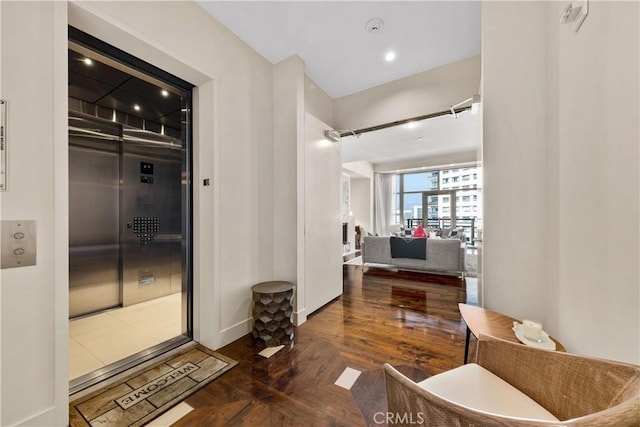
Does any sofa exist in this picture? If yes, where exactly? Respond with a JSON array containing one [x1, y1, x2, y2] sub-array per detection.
[[362, 236, 465, 277]]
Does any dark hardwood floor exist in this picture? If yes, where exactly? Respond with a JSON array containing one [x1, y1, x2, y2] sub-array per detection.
[[174, 265, 474, 426]]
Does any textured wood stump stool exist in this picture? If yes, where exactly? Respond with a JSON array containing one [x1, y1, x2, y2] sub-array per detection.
[[251, 281, 294, 347]]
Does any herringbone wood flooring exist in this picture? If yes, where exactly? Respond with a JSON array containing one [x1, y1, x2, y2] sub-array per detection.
[[173, 265, 473, 426]]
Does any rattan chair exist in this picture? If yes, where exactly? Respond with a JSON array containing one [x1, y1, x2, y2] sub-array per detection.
[[384, 335, 640, 426]]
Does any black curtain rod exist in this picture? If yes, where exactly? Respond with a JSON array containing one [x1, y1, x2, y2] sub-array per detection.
[[338, 106, 471, 138]]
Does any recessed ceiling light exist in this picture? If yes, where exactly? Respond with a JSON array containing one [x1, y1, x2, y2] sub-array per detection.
[[407, 121, 418, 129], [385, 51, 396, 62], [161, 90, 169, 97], [134, 104, 141, 111], [417, 137, 423, 141], [83, 58, 93, 66]]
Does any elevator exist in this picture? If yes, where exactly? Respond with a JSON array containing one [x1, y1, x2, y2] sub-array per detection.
[[68, 28, 194, 391], [68, 113, 186, 317]]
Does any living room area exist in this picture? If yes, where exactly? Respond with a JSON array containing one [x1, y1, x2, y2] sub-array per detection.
[[340, 109, 482, 305]]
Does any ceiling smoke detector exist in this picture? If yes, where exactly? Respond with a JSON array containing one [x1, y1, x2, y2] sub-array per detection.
[[365, 17, 384, 33]]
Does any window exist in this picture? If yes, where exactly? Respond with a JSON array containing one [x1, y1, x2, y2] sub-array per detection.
[[391, 166, 481, 225], [403, 192, 423, 222], [403, 171, 438, 192]]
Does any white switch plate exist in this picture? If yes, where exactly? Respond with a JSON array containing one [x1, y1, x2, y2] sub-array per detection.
[[560, 0, 588, 32], [1, 220, 37, 269]]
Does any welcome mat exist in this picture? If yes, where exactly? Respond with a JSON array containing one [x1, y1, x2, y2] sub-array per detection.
[[69, 344, 237, 427]]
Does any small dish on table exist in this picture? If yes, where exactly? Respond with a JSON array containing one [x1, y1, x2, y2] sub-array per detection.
[[512, 321, 556, 350]]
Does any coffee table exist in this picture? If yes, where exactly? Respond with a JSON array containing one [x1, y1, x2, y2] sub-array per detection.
[[459, 303, 566, 363]]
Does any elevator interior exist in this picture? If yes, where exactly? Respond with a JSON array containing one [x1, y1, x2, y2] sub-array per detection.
[[68, 32, 193, 390], [68, 113, 184, 317]]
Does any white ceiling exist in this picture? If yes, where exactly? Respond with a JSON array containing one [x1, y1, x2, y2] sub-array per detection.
[[197, 1, 481, 167], [341, 111, 479, 165], [197, 1, 481, 99]]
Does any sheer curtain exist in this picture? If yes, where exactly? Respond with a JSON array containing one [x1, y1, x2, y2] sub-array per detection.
[[373, 173, 393, 236]]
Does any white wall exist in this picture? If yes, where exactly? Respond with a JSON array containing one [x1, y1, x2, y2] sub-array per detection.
[[343, 161, 374, 238], [304, 75, 333, 128], [274, 58, 344, 324], [483, 1, 639, 364], [350, 178, 372, 235], [342, 160, 373, 179], [334, 55, 481, 131], [273, 55, 305, 321], [304, 113, 342, 315], [551, 0, 639, 364], [482, 0, 550, 335], [1, 3, 68, 426]]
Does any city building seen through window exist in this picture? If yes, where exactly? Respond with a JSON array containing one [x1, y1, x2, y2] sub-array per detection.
[[391, 166, 481, 243]]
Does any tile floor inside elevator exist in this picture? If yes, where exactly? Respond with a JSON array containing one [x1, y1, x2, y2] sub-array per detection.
[[69, 292, 182, 381]]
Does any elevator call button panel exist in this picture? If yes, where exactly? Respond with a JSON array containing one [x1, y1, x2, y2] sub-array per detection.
[[1, 220, 36, 269], [133, 217, 159, 246]]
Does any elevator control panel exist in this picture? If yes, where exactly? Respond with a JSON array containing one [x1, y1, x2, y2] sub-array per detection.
[[1, 220, 36, 269], [140, 161, 154, 184], [132, 217, 159, 246]]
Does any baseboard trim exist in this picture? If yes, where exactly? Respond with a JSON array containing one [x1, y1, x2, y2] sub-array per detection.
[[12, 405, 56, 427], [293, 308, 308, 326], [218, 318, 252, 348]]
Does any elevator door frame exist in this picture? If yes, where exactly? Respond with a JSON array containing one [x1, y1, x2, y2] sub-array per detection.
[[68, 27, 195, 394]]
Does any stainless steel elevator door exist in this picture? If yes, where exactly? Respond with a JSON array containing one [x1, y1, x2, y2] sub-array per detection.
[[69, 115, 186, 318], [69, 118, 121, 318], [121, 127, 184, 307]]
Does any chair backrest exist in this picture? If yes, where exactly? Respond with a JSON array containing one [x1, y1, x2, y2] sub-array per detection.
[[384, 336, 640, 427], [384, 363, 561, 426], [475, 335, 640, 426]]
